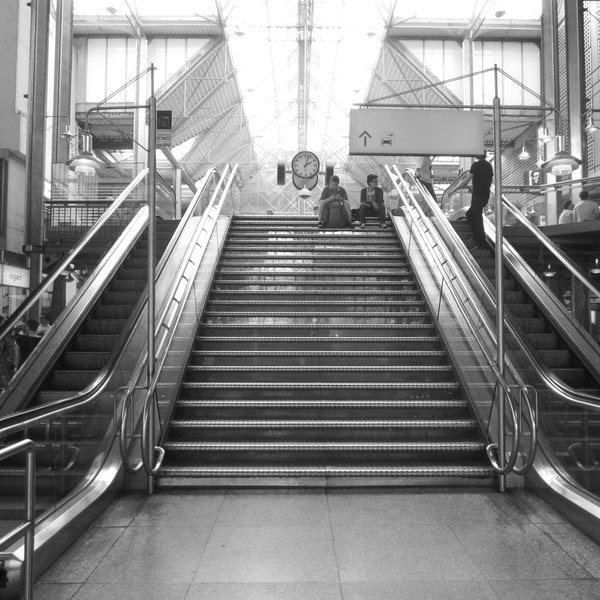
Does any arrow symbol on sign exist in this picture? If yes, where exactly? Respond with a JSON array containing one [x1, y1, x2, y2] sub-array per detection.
[[359, 130, 372, 147]]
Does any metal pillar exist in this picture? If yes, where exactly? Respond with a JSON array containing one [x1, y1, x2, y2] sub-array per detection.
[[493, 66, 506, 491]]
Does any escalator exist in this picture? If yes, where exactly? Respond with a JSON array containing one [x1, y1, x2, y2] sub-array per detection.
[[0, 219, 178, 506], [400, 166, 600, 524], [450, 219, 600, 494]]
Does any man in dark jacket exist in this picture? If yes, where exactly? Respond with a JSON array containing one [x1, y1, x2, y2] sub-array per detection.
[[16, 319, 41, 368], [463, 153, 494, 247]]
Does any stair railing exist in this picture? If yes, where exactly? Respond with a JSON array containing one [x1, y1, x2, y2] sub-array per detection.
[[115, 165, 222, 473], [0, 439, 35, 600], [0, 168, 150, 349], [388, 165, 535, 479], [400, 167, 600, 480], [116, 165, 239, 491]]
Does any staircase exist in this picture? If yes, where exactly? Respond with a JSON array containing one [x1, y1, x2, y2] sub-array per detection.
[[451, 219, 600, 493], [156, 215, 493, 486]]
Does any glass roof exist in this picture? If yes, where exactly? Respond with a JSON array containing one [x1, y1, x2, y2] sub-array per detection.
[[73, 0, 542, 179]]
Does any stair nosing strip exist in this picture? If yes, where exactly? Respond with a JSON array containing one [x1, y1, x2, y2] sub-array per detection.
[[168, 418, 476, 428], [164, 441, 486, 451], [181, 382, 458, 389]]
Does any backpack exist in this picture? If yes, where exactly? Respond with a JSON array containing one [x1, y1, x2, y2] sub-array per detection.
[[324, 200, 350, 228]]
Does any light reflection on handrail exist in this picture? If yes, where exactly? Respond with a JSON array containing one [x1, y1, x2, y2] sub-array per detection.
[[389, 166, 529, 476], [141, 166, 239, 479]]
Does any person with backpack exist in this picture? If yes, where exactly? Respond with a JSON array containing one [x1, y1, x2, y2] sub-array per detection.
[[359, 174, 387, 229], [317, 175, 352, 228]]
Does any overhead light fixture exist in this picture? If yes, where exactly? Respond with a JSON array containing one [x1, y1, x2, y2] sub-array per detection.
[[590, 258, 600, 276], [65, 131, 107, 175], [539, 127, 553, 144], [540, 135, 582, 177], [518, 144, 530, 161]]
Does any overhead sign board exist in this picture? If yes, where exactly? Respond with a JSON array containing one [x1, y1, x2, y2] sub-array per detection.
[[349, 108, 485, 156]]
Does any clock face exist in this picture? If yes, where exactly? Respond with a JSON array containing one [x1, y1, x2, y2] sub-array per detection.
[[291, 151, 320, 179]]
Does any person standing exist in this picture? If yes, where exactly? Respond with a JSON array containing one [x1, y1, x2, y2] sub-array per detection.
[[359, 174, 386, 229], [573, 190, 600, 222], [415, 155, 436, 201], [462, 153, 494, 247], [15, 319, 41, 368]]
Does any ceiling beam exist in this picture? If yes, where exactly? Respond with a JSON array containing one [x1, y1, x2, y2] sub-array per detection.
[[297, 0, 314, 151]]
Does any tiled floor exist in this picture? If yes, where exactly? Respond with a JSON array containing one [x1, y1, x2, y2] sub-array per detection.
[[34, 487, 600, 600]]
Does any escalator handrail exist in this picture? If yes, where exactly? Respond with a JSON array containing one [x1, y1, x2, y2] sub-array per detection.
[[0, 168, 150, 343], [117, 165, 233, 473], [439, 169, 471, 211], [0, 167, 219, 441], [139, 165, 239, 476], [389, 165, 523, 475], [0, 206, 151, 438], [406, 167, 600, 410], [495, 186, 600, 302]]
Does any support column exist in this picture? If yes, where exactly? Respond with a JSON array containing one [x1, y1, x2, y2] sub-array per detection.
[[564, 0, 584, 181], [541, 0, 559, 223], [51, 0, 73, 164], [25, 0, 51, 312]]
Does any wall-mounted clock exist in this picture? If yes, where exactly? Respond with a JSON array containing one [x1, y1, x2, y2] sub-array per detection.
[[291, 151, 320, 179]]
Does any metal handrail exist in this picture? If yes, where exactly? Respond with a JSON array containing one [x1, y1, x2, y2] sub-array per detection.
[[440, 171, 600, 411], [0, 439, 35, 600], [0, 207, 151, 439], [116, 166, 221, 473], [0, 168, 149, 343], [117, 165, 238, 482], [497, 191, 600, 302], [390, 166, 529, 476]]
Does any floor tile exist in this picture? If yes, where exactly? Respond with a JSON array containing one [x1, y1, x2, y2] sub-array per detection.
[[88, 525, 211, 583], [130, 489, 225, 527], [327, 489, 444, 529], [216, 489, 330, 527], [71, 581, 190, 600], [185, 582, 342, 600], [91, 493, 147, 527], [491, 578, 600, 600], [536, 522, 600, 577], [428, 490, 530, 526], [194, 525, 338, 583], [39, 526, 125, 583], [341, 580, 501, 600], [332, 523, 485, 582], [33, 583, 81, 600], [453, 522, 591, 580], [503, 490, 568, 524]]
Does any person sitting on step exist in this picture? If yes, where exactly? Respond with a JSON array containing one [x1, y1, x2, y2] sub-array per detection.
[[317, 175, 352, 228], [359, 174, 387, 229]]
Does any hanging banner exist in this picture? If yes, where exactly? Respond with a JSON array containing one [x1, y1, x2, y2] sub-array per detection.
[[349, 108, 485, 156]]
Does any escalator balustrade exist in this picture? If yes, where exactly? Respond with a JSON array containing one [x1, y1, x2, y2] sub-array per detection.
[[451, 219, 600, 492], [0, 220, 179, 509]]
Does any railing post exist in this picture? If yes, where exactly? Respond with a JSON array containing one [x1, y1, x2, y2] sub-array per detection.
[[493, 65, 507, 491]]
